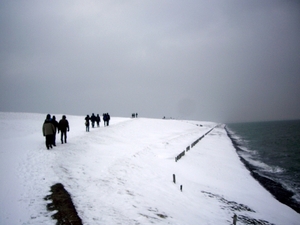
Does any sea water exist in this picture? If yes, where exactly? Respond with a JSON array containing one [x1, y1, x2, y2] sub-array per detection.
[[226, 120, 300, 213]]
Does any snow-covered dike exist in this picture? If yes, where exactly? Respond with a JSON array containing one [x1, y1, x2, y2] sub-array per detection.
[[0, 112, 299, 225]]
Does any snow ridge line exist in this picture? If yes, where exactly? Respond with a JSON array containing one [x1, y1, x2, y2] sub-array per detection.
[[175, 125, 218, 162]]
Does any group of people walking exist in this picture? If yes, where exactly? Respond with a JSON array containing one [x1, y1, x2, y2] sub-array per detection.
[[42, 114, 70, 150], [85, 113, 110, 132], [42, 112, 111, 149], [131, 113, 138, 118]]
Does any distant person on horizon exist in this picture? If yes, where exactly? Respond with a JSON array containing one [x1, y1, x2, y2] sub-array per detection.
[[104, 113, 110, 126], [91, 113, 96, 128], [58, 115, 69, 144], [107, 113, 110, 126], [106, 113, 110, 126], [51, 115, 59, 146], [103, 113, 107, 126], [96, 114, 101, 127], [85, 115, 90, 132], [42, 114, 56, 150]]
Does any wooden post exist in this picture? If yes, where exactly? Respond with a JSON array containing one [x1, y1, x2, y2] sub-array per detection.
[[232, 214, 237, 225], [173, 174, 176, 184]]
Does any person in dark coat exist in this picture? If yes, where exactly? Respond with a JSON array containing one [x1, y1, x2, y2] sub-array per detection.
[[96, 114, 101, 127], [51, 115, 59, 146], [106, 113, 110, 126], [43, 114, 56, 150], [85, 115, 90, 132], [90, 113, 96, 128], [103, 113, 110, 126], [103, 113, 106, 126], [58, 115, 69, 144]]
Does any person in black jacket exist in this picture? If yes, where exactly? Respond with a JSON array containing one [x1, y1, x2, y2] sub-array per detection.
[[51, 115, 59, 146], [91, 113, 96, 128], [58, 115, 69, 144], [103, 113, 106, 126], [103, 113, 111, 126], [96, 114, 101, 127], [85, 115, 90, 132], [106, 113, 110, 126]]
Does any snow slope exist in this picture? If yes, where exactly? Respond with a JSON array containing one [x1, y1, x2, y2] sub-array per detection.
[[0, 112, 299, 224]]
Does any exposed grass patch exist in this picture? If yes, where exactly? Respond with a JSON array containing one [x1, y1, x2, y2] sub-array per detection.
[[45, 183, 82, 225]]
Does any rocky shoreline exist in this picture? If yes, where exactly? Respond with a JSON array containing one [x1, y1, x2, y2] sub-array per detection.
[[225, 127, 300, 214]]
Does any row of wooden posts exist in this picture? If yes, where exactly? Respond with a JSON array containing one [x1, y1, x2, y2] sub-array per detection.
[[175, 127, 215, 162], [173, 125, 237, 225], [173, 127, 217, 192]]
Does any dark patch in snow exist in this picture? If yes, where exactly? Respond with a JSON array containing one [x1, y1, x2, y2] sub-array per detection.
[[139, 213, 160, 222], [147, 207, 168, 219], [238, 215, 276, 225], [126, 190, 134, 196], [156, 213, 168, 218], [44, 183, 83, 225], [202, 191, 255, 212], [202, 191, 276, 225]]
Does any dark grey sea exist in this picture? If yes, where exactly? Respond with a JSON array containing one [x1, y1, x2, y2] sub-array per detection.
[[226, 120, 300, 213]]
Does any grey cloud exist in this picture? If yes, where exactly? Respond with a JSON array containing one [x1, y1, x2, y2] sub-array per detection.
[[1, 0, 300, 122]]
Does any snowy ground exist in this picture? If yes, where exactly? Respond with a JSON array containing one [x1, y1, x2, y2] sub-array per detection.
[[0, 112, 299, 225]]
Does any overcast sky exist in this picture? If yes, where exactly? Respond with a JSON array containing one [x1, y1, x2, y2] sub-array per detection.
[[1, 0, 299, 123]]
